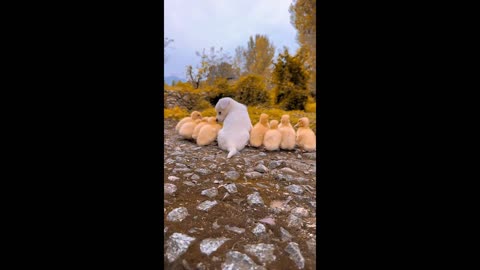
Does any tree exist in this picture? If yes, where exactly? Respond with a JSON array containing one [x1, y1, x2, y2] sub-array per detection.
[[242, 34, 276, 78], [164, 37, 174, 64], [272, 47, 310, 110], [289, 0, 316, 96]]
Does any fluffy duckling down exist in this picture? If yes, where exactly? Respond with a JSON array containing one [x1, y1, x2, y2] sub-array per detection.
[[294, 117, 316, 151], [263, 120, 282, 151], [197, 117, 222, 146], [278, 114, 296, 150], [179, 118, 203, 140], [192, 117, 211, 140], [175, 111, 202, 134], [249, 113, 270, 148]]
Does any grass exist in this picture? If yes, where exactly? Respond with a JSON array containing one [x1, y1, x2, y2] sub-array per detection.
[[164, 105, 316, 134]]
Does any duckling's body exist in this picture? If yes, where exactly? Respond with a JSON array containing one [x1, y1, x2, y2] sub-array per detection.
[[175, 111, 202, 134], [249, 113, 270, 147], [278, 114, 296, 150], [263, 120, 282, 151], [294, 117, 316, 151], [197, 117, 222, 146]]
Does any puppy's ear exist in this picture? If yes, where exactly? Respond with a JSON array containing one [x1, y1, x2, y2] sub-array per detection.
[[217, 98, 230, 110]]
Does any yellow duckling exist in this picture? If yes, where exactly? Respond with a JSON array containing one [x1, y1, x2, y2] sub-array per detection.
[[249, 113, 270, 148], [263, 120, 282, 151], [294, 117, 316, 151]]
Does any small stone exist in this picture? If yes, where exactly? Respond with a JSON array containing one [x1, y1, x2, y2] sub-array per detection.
[[183, 181, 195, 187], [164, 183, 177, 195], [287, 214, 304, 228], [166, 207, 189, 222], [168, 176, 180, 181], [221, 251, 265, 270], [175, 163, 187, 168], [225, 171, 240, 181], [297, 154, 302, 158], [201, 187, 218, 198], [200, 237, 230, 256], [195, 168, 211, 175], [191, 174, 200, 180], [285, 242, 305, 269], [285, 185, 304, 195], [280, 227, 292, 242], [254, 164, 269, 173], [259, 152, 267, 157], [196, 200, 218, 212], [225, 225, 246, 234], [259, 217, 275, 225], [245, 172, 263, 179], [244, 243, 276, 265], [224, 183, 238, 194], [309, 201, 316, 208], [303, 152, 316, 160], [291, 207, 309, 217], [212, 220, 220, 229], [196, 262, 206, 270], [173, 167, 191, 173], [306, 238, 316, 257], [280, 167, 297, 174], [252, 223, 266, 236], [247, 192, 264, 206], [268, 160, 283, 169], [212, 256, 221, 262], [171, 151, 185, 156], [164, 233, 196, 263]]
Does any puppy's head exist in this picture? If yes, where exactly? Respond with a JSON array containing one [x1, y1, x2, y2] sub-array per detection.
[[215, 97, 232, 123], [259, 113, 269, 125], [294, 117, 309, 128], [191, 111, 202, 120], [280, 114, 290, 125], [269, 120, 279, 129]]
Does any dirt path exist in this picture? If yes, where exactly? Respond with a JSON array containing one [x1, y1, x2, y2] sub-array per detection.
[[164, 119, 317, 269]]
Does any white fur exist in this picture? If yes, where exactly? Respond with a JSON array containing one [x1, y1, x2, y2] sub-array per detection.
[[215, 97, 252, 158]]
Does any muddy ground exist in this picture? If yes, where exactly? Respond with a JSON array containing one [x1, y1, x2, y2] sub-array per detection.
[[164, 119, 317, 269]]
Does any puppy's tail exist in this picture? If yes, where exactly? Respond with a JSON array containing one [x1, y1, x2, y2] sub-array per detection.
[[227, 146, 238, 159]]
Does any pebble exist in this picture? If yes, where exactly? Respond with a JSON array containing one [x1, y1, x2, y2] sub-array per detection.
[[224, 183, 238, 194], [280, 167, 297, 174], [285, 185, 304, 194], [225, 171, 240, 181], [252, 223, 266, 236], [245, 172, 262, 179], [191, 174, 200, 180], [164, 183, 177, 195], [166, 207, 188, 222], [164, 233, 196, 263], [291, 207, 309, 217], [225, 225, 246, 234], [221, 251, 265, 270], [167, 176, 180, 182], [268, 160, 283, 169], [244, 243, 276, 265], [195, 168, 211, 175], [196, 200, 218, 212], [280, 227, 293, 242], [199, 237, 230, 256], [287, 214, 304, 228], [247, 192, 264, 206], [183, 181, 195, 187], [254, 164, 269, 173], [201, 187, 218, 198], [285, 242, 305, 269]]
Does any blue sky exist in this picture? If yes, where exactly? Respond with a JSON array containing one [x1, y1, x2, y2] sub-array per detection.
[[164, 0, 300, 79]]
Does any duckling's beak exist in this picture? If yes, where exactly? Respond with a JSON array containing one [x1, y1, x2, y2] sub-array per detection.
[[294, 123, 299, 128]]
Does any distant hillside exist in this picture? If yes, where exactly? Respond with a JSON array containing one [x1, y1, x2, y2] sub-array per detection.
[[164, 75, 186, 85]]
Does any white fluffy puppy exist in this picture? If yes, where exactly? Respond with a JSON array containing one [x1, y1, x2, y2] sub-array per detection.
[[263, 120, 282, 151], [278, 114, 296, 150], [294, 117, 316, 151], [215, 97, 253, 158]]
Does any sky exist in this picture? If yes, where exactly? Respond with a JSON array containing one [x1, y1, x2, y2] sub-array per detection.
[[164, 0, 300, 79]]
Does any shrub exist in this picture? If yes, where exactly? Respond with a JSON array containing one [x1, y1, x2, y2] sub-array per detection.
[[233, 75, 269, 106], [305, 102, 316, 113], [164, 106, 190, 120], [206, 78, 237, 106]]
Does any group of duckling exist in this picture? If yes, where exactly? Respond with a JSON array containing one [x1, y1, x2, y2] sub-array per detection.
[[175, 111, 316, 152], [175, 111, 222, 146], [250, 113, 316, 152]]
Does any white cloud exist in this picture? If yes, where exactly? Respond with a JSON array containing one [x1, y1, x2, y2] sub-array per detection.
[[164, 0, 299, 78]]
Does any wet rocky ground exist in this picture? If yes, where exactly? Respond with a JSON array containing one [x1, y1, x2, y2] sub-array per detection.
[[164, 119, 317, 269]]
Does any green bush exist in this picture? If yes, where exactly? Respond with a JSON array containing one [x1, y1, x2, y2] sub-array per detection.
[[233, 75, 269, 106], [206, 78, 236, 106]]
